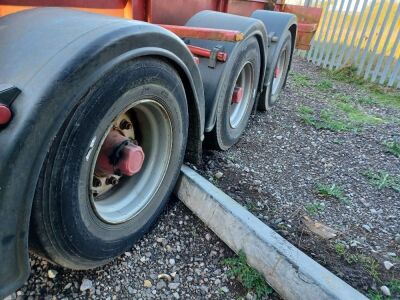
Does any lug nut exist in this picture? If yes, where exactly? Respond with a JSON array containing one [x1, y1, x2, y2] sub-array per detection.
[[106, 176, 119, 185], [120, 119, 133, 130], [93, 177, 102, 187]]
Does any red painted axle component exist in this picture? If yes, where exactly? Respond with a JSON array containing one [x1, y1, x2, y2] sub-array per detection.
[[96, 130, 145, 177], [232, 87, 244, 104], [159, 24, 244, 42], [274, 67, 281, 78], [0, 104, 12, 125], [187, 45, 228, 62]]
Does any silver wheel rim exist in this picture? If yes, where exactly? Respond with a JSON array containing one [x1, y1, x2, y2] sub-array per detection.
[[229, 62, 254, 129], [89, 99, 172, 224], [272, 49, 288, 95]]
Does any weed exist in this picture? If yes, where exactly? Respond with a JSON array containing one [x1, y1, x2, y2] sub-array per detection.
[[298, 105, 358, 132], [388, 279, 400, 295], [334, 243, 346, 256], [383, 140, 400, 158], [304, 202, 325, 215], [224, 251, 273, 298], [368, 290, 383, 300], [315, 79, 333, 91], [316, 183, 350, 204], [326, 66, 400, 109], [335, 102, 384, 125], [361, 256, 381, 282], [292, 73, 311, 86], [335, 245, 381, 282], [363, 170, 400, 192]]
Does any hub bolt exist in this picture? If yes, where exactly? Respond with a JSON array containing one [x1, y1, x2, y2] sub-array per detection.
[[106, 176, 119, 186], [120, 119, 133, 130], [93, 177, 102, 187]]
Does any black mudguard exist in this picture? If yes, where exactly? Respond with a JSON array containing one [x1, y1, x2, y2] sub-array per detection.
[[185, 11, 268, 132], [0, 8, 204, 297], [251, 10, 297, 96]]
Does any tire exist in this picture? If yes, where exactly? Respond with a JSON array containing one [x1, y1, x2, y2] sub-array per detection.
[[258, 31, 292, 111], [30, 58, 188, 269], [206, 36, 261, 150]]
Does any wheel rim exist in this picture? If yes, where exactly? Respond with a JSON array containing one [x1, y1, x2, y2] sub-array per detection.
[[89, 99, 172, 224], [229, 62, 254, 129], [272, 49, 288, 96]]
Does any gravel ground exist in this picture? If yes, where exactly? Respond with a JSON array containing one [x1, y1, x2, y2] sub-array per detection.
[[10, 57, 399, 300], [11, 200, 256, 300], [198, 57, 400, 298]]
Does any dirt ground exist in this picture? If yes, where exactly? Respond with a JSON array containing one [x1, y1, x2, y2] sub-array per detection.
[[197, 57, 400, 299], [11, 57, 399, 300]]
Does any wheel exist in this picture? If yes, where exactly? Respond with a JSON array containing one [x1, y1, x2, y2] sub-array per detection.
[[207, 36, 261, 150], [258, 31, 292, 111], [30, 58, 188, 269]]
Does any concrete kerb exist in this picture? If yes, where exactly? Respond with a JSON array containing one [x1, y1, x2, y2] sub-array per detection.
[[174, 165, 368, 300]]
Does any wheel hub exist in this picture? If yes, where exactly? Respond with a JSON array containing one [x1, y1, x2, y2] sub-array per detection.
[[96, 130, 145, 177]]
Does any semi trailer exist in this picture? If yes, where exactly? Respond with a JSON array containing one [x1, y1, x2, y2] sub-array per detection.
[[0, 0, 321, 297]]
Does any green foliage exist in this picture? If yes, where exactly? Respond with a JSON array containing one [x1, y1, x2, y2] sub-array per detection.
[[291, 73, 311, 86], [383, 140, 400, 158], [334, 243, 346, 256], [335, 102, 384, 125], [363, 170, 400, 192], [334, 244, 381, 282], [389, 280, 400, 295], [304, 202, 325, 215], [368, 290, 384, 300], [315, 79, 333, 91], [224, 251, 273, 298], [326, 66, 400, 109], [298, 105, 358, 132], [316, 183, 350, 204]]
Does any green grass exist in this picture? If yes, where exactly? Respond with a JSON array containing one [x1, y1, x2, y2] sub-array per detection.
[[224, 251, 273, 298], [315, 79, 333, 91], [335, 102, 385, 125], [334, 244, 381, 282], [297, 100, 385, 133], [334, 243, 347, 256], [304, 202, 325, 215], [292, 73, 311, 86], [316, 183, 350, 205], [363, 170, 400, 193], [369, 280, 400, 299], [298, 105, 359, 132], [326, 66, 400, 109], [383, 140, 400, 158]]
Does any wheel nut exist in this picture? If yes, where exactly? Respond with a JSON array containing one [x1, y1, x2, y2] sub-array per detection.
[[120, 119, 133, 130], [93, 177, 102, 187], [106, 176, 119, 185]]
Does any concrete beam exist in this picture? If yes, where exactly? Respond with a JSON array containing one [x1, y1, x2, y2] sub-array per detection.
[[174, 165, 368, 300]]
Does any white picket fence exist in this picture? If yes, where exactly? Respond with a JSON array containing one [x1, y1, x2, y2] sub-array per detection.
[[289, 0, 400, 88]]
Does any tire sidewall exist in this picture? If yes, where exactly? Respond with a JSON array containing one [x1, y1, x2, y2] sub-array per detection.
[[259, 32, 292, 110]]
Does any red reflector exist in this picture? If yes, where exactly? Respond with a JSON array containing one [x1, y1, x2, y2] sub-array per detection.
[[232, 87, 244, 104], [0, 104, 12, 125]]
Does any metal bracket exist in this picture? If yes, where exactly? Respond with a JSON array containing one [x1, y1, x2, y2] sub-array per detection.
[[0, 84, 21, 106], [208, 45, 224, 69], [268, 32, 279, 44]]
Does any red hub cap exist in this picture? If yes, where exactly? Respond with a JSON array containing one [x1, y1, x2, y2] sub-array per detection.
[[232, 87, 244, 104], [0, 104, 12, 125], [96, 130, 145, 177]]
